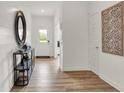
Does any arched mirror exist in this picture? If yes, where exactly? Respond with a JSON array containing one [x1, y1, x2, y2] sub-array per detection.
[[15, 11, 26, 47]]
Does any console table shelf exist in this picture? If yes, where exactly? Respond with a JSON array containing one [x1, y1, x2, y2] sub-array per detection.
[[13, 48, 35, 86]]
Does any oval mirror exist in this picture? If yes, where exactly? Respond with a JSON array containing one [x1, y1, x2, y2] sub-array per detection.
[[15, 11, 26, 47], [18, 17, 23, 40]]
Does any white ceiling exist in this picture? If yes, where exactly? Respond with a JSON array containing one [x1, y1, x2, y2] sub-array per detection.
[[26, 2, 63, 16], [0, 1, 62, 16], [13, 1, 63, 16]]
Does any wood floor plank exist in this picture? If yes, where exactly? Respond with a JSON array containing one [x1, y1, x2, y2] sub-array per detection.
[[11, 58, 119, 92]]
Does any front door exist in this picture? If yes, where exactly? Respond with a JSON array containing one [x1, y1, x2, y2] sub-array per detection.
[[31, 16, 54, 57], [36, 28, 52, 57]]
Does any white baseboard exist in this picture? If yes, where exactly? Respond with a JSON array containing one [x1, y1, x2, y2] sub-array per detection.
[[63, 66, 89, 71], [99, 74, 124, 92]]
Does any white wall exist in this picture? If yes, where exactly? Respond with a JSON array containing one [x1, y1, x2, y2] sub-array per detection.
[[88, 1, 124, 91], [62, 2, 89, 71], [0, 2, 31, 91], [54, 8, 62, 58], [54, 13, 60, 58], [54, 8, 63, 70], [31, 16, 54, 57], [0, 2, 62, 91]]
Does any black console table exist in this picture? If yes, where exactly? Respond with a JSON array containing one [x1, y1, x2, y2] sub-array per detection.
[[13, 48, 35, 86]]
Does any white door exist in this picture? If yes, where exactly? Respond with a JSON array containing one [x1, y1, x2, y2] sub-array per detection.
[[31, 16, 54, 57], [89, 13, 100, 75], [36, 28, 52, 57]]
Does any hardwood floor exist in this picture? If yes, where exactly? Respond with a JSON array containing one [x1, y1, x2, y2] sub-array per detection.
[[11, 58, 119, 92]]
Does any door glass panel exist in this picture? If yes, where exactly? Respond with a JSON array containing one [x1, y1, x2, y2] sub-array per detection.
[[39, 29, 48, 44]]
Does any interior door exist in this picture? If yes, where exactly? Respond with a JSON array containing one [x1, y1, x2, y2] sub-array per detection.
[[89, 13, 100, 74]]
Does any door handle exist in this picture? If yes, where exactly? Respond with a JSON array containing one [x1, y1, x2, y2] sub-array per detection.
[[96, 46, 99, 49]]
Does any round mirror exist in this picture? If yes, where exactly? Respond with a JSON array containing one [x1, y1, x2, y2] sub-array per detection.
[[15, 11, 26, 47]]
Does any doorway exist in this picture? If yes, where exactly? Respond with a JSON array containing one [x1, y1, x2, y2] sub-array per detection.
[[31, 16, 54, 57], [88, 13, 100, 75], [31, 15, 63, 71]]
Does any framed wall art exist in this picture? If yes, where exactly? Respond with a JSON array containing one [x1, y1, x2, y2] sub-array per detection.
[[102, 2, 124, 56]]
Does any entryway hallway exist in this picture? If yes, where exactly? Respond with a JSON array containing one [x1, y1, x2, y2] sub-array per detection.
[[11, 58, 118, 92]]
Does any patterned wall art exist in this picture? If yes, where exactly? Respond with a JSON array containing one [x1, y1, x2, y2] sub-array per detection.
[[102, 2, 124, 56]]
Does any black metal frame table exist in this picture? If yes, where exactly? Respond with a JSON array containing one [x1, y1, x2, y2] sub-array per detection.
[[13, 49, 33, 86]]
